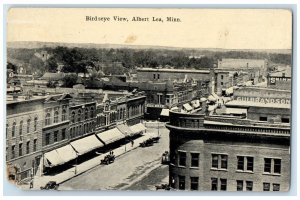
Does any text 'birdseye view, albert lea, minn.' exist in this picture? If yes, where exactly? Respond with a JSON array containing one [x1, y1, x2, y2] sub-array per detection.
[[5, 8, 292, 192]]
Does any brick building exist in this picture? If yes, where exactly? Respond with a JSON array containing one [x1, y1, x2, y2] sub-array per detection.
[[136, 68, 211, 82], [6, 96, 46, 181], [166, 111, 290, 191]]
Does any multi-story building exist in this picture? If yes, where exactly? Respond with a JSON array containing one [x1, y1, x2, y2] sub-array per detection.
[[6, 95, 46, 181], [42, 94, 72, 154], [166, 110, 290, 191], [225, 87, 291, 123], [95, 92, 146, 131], [267, 67, 291, 90], [69, 101, 97, 140], [136, 68, 212, 82]]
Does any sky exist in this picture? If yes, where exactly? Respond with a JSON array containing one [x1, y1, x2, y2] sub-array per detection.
[[7, 8, 292, 49]]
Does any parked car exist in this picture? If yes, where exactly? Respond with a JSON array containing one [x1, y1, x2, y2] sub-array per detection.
[[40, 181, 59, 190]]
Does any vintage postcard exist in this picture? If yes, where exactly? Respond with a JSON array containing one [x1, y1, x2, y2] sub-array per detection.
[[5, 8, 292, 191]]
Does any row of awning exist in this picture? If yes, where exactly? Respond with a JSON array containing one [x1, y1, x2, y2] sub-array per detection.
[[44, 123, 147, 167]]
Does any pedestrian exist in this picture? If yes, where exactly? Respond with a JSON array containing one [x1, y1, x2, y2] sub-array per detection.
[[29, 178, 33, 189], [111, 151, 114, 155], [131, 140, 134, 147]]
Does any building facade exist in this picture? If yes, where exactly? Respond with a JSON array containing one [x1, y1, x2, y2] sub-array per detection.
[[136, 68, 211, 82], [69, 101, 97, 140], [6, 96, 46, 181], [166, 111, 290, 191]]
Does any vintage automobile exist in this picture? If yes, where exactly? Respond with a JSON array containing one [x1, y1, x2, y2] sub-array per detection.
[[151, 136, 160, 143], [100, 154, 115, 165], [155, 183, 171, 191], [139, 138, 154, 147], [40, 181, 59, 190]]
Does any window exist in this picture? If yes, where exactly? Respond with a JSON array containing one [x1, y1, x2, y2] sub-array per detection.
[[178, 176, 185, 190], [71, 111, 76, 123], [77, 109, 82, 122], [259, 116, 268, 122], [220, 179, 227, 191], [237, 156, 254, 172], [33, 139, 37, 152], [45, 113, 51, 126], [273, 184, 280, 191], [62, 128, 66, 140], [274, 159, 281, 174], [237, 180, 243, 191], [11, 145, 15, 159], [246, 181, 253, 191], [191, 153, 199, 167], [237, 156, 244, 170], [178, 151, 186, 166], [264, 158, 272, 173], [212, 154, 219, 168], [45, 133, 50, 145], [221, 75, 224, 79], [62, 109, 67, 121], [264, 158, 281, 174], [12, 122, 16, 137], [281, 118, 289, 123], [26, 141, 30, 154], [19, 120, 23, 135], [211, 178, 218, 191], [19, 143, 23, 156], [90, 107, 94, 118], [221, 82, 223, 86], [85, 108, 89, 119], [54, 111, 59, 123], [190, 177, 199, 190], [27, 119, 31, 133], [6, 124, 9, 138], [54, 131, 58, 142], [221, 155, 228, 169], [153, 74, 156, 80], [157, 74, 160, 79], [247, 157, 254, 171], [34, 117, 38, 131], [263, 183, 270, 191]]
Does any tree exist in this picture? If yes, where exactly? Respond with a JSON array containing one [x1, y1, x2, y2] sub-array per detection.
[[7, 62, 18, 73], [46, 57, 58, 72], [62, 74, 78, 88]]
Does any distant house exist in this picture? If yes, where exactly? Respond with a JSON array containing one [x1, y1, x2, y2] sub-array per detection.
[[39, 72, 65, 81]]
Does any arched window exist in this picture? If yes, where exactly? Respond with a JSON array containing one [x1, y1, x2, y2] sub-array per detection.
[[45, 113, 51, 126], [34, 117, 38, 131], [90, 107, 94, 118], [12, 122, 16, 137], [19, 120, 23, 135], [62, 109, 67, 121], [85, 108, 89, 120], [27, 118, 31, 133], [71, 111, 75, 123], [77, 109, 82, 122], [54, 111, 59, 123]]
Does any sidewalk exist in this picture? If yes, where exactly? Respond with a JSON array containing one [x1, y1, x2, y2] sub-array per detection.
[[24, 132, 158, 190]]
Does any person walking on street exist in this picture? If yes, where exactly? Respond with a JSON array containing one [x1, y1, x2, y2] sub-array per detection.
[[29, 178, 33, 189]]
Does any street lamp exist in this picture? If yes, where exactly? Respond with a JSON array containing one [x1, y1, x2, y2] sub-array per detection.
[[158, 118, 160, 137], [124, 131, 127, 152]]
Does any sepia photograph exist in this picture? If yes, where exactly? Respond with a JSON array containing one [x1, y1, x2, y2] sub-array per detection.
[[5, 7, 292, 192]]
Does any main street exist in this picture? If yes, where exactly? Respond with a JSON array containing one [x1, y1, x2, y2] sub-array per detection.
[[59, 126, 169, 190]]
